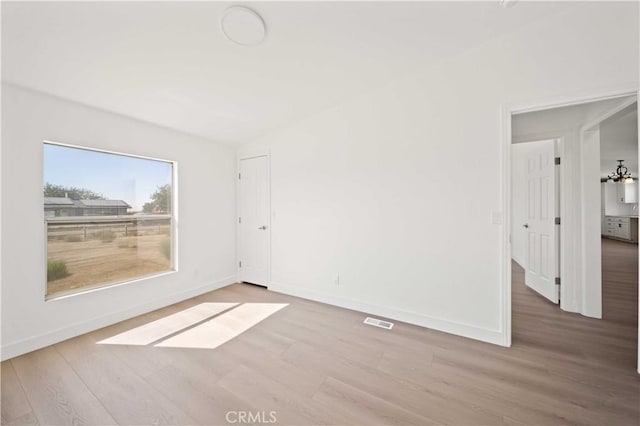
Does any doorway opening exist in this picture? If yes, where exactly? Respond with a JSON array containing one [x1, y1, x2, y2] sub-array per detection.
[[599, 104, 639, 338], [503, 90, 639, 373]]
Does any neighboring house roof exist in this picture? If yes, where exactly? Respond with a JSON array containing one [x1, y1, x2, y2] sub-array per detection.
[[44, 197, 75, 206], [81, 199, 131, 208], [43, 198, 131, 208]]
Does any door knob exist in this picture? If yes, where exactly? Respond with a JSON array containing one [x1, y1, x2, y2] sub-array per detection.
[[523, 224, 529, 228], [258, 225, 267, 230]]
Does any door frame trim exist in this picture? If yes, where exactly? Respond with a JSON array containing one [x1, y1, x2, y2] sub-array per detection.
[[500, 85, 639, 348], [236, 151, 271, 287], [579, 96, 638, 319]]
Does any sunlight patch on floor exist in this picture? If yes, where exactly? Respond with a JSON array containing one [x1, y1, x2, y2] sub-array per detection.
[[97, 302, 289, 349], [97, 302, 239, 346], [155, 303, 289, 349]]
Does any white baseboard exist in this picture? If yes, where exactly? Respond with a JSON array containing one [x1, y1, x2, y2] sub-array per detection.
[[512, 257, 525, 269], [1, 275, 237, 361], [268, 282, 505, 346]]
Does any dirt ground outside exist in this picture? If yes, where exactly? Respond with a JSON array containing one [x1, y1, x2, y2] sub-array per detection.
[[47, 232, 172, 296]]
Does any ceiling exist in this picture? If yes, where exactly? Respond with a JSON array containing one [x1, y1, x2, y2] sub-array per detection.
[[511, 97, 635, 142], [512, 96, 638, 177], [2, 1, 573, 144]]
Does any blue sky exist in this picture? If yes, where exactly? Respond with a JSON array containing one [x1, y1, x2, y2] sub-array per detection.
[[44, 144, 172, 211]]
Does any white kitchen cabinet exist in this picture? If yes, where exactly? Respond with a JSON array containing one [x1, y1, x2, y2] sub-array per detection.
[[603, 216, 638, 242], [615, 181, 638, 203], [602, 183, 637, 216], [604, 183, 619, 211]]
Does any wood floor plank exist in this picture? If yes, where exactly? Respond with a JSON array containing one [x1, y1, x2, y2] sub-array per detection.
[[312, 376, 440, 425], [217, 364, 338, 425], [58, 349, 196, 425], [267, 316, 386, 366], [283, 340, 504, 425], [107, 344, 175, 378], [1, 361, 36, 425], [347, 320, 437, 361], [144, 364, 252, 425], [218, 337, 326, 397], [154, 344, 241, 382], [383, 354, 571, 426], [10, 347, 116, 425], [234, 326, 296, 356], [431, 353, 634, 426], [1, 411, 40, 426]]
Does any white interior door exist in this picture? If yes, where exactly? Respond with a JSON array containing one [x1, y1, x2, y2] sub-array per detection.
[[525, 140, 559, 303], [238, 156, 269, 286]]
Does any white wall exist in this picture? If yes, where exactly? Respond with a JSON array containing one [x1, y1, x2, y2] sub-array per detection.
[[1, 84, 237, 360], [511, 140, 553, 268], [239, 2, 638, 345]]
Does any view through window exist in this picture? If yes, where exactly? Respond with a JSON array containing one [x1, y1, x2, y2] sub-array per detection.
[[44, 142, 174, 298]]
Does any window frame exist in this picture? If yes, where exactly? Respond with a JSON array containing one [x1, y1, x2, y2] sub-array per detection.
[[42, 140, 178, 301]]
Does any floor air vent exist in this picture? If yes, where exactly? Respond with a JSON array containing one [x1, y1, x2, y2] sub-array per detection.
[[363, 317, 394, 330]]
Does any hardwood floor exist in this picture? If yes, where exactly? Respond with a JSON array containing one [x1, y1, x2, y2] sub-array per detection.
[[2, 240, 639, 425]]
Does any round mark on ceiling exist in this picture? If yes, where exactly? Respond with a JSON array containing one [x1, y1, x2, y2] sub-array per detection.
[[220, 6, 266, 46]]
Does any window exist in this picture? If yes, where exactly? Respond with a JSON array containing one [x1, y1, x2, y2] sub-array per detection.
[[44, 142, 175, 299]]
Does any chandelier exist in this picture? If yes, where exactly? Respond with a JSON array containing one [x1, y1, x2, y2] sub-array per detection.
[[607, 160, 634, 183]]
